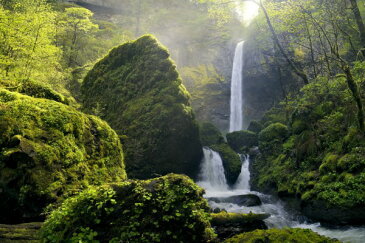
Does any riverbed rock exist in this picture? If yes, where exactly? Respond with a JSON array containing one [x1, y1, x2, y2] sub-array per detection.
[[208, 194, 262, 207], [211, 212, 269, 240], [224, 228, 341, 243], [81, 35, 203, 179]]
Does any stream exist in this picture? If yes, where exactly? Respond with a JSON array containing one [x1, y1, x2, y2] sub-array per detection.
[[197, 148, 365, 243]]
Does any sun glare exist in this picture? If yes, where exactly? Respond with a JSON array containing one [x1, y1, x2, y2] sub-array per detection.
[[236, 1, 260, 26]]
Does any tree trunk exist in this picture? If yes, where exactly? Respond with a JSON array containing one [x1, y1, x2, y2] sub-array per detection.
[[343, 65, 365, 132], [349, 0, 365, 56], [258, 0, 309, 84]]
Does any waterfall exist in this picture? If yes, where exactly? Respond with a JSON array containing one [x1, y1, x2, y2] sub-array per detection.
[[197, 148, 228, 191], [234, 155, 250, 190], [229, 41, 245, 132]]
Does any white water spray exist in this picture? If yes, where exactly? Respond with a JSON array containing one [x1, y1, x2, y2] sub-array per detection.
[[229, 41, 244, 132], [197, 148, 228, 192], [234, 155, 250, 190]]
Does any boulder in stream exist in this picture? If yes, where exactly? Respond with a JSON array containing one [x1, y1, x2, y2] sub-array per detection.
[[208, 194, 262, 207]]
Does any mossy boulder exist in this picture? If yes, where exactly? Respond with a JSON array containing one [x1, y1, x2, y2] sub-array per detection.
[[226, 130, 258, 153], [210, 143, 241, 186], [258, 123, 288, 143], [199, 122, 225, 146], [247, 121, 263, 134], [81, 35, 203, 179], [0, 79, 69, 105], [224, 228, 340, 243], [0, 89, 126, 223], [40, 174, 216, 243], [211, 212, 268, 240]]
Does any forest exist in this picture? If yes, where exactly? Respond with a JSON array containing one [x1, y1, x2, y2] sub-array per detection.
[[0, 0, 365, 242]]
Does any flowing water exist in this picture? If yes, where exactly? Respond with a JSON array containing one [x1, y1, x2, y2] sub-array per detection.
[[229, 41, 244, 132], [197, 151, 365, 243]]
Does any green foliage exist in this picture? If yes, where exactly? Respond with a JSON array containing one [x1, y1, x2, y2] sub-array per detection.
[[224, 228, 340, 243], [81, 35, 203, 179], [252, 73, 365, 223], [0, 222, 42, 242], [226, 130, 258, 153], [211, 211, 269, 226], [40, 174, 216, 243], [0, 89, 126, 223], [247, 121, 263, 134]]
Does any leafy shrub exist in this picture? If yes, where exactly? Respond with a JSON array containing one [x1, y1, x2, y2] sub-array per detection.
[[40, 174, 216, 243]]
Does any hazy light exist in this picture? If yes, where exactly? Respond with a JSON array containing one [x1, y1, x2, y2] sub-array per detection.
[[236, 1, 260, 26]]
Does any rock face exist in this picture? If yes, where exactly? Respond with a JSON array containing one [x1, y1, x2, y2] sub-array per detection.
[[40, 174, 216, 243], [208, 194, 262, 207], [81, 35, 203, 179], [0, 89, 126, 223]]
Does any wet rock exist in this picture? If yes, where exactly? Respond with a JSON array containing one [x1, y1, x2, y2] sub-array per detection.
[[211, 212, 269, 240], [208, 194, 262, 207]]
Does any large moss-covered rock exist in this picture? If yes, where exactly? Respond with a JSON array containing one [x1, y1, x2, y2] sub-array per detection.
[[226, 130, 258, 153], [0, 89, 126, 223], [81, 35, 203, 179], [199, 122, 225, 146], [40, 174, 216, 243], [224, 228, 340, 243]]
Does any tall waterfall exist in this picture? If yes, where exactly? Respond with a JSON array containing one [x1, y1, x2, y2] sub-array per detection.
[[197, 148, 228, 191], [229, 41, 245, 132]]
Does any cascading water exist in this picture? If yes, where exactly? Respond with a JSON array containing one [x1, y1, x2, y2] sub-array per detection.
[[229, 41, 244, 132], [197, 40, 365, 242], [197, 148, 228, 192]]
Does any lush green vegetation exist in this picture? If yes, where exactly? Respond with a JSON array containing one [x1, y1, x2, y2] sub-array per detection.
[[81, 35, 203, 179], [252, 73, 365, 224], [40, 174, 216, 242], [224, 228, 340, 243], [0, 88, 126, 223]]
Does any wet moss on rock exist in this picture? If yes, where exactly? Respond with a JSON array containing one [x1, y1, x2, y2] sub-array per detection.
[[40, 174, 216, 243], [0, 89, 126, 223], [81, 35, 203, 179], [226, 130, 258, 153], [224, 228, 340, 243]]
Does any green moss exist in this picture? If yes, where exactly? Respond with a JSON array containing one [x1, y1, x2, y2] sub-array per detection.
[[81, 35, 202, 179], [226, 130, 258, 153], [258, 123, 288, 143], [319, 153, 338, 174], [199, 122, 225, 146], [210, 143, 241, 185], [247, 121, 263, 134], [0, 89, 126, 223], [224, 228, 340, 243], [40, 174, 216, 243], [0, 79, 69, 105], [0, 222, 42, 242], [211, 211, 269, 226]]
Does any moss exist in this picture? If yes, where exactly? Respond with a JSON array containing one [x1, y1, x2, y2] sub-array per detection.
[[0, 79, 69, 105], [226, 130, 258, 153], [211, 212, 269, 226], [199, 122, 225, 146], [0, 89, 126, 223], [258, 123, 288, 143], [0, 222, 42, 242], [224, 228, 340, 243], [81, 35, 202, 179], [319, 153, 338, 174], [247, 121, 263, 134], [40, 174, 216, 243], [210, 143, 241, 185]]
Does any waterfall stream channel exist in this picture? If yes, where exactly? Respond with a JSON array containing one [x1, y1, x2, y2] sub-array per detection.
[[197, 41, 365, 243]]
